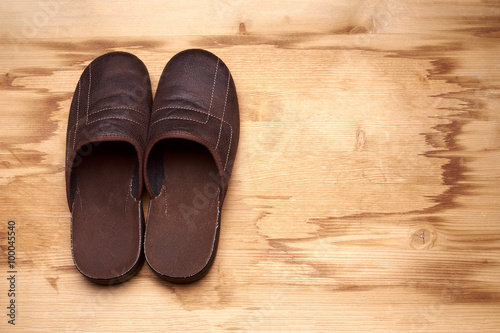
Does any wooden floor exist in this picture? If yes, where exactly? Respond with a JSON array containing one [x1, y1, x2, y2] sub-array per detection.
[[1, 0, 500, 331]]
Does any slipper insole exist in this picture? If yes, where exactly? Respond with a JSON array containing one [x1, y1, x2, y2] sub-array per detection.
[[145, 139, 220, 279], [71, 142, 141, 279]]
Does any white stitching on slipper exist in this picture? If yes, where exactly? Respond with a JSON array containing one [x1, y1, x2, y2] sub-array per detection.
[[86, 63, 91, 124], [215, 74, 231, 150]]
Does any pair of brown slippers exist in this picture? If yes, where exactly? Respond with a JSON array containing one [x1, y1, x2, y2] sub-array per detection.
[[65, 50, 239, 284]]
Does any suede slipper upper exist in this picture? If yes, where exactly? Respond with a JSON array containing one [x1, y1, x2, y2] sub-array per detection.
[[65, 51, 152, 284], [144, 49, 240, 283]]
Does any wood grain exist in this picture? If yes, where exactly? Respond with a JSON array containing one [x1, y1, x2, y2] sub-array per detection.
[[1, 0, 500, 331]]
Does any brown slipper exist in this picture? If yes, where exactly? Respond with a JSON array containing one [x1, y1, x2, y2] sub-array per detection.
[[144, 49, 240, 283], [65, 52, 152, 284]]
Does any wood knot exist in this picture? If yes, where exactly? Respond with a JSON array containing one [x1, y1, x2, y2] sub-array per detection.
[[356, 129, 366, 151], [45, 276, 59, 292], [418, 72, 429, 83], [239, 22, 248, 35], [410, 226, 437, 250]]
